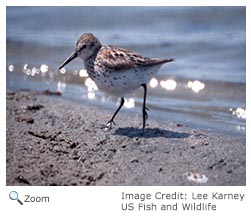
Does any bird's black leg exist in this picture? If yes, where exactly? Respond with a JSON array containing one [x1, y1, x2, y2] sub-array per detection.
[[141, 83, 149, 134], [104, 97, 125, 130]]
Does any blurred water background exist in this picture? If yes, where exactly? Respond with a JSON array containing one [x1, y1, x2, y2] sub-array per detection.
[[6, 6, 246, 136]]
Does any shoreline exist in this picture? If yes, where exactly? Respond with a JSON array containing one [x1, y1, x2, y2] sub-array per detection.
[[7, 71, 246, 137], [6, 90, 246, 186]]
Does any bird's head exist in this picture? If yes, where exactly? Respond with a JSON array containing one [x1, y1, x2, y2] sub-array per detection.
[[59, 33, 101, 70]]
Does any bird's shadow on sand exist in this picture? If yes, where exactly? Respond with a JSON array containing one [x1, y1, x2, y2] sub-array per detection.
[[113, 127, 190, 139]]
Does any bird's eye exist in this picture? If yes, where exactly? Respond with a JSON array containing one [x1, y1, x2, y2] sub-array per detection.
[[82, 44, 87, 49]]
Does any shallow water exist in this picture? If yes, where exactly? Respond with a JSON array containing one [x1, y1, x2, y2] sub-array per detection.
[[6, 6, 246, 136]]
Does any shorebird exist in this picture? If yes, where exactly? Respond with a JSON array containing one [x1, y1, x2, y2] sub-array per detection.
[[59, 33, 174, 133]]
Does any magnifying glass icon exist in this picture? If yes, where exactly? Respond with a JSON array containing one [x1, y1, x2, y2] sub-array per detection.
[[9, 191, 23, 205]]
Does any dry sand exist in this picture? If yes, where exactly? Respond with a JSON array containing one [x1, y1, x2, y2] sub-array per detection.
[[6, 90, 245, 186]]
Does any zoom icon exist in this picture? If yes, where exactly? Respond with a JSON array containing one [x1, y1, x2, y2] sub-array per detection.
[[9, 191, 23, 205]]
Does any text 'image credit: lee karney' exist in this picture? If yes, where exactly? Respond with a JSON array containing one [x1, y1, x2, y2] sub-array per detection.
[[121, 191, 245, 212]]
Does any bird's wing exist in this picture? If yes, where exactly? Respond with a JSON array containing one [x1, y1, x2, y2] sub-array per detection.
[[98, 45, 174, 71]]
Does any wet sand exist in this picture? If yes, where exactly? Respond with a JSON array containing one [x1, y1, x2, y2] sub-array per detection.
[[6, 90, 245, 186]]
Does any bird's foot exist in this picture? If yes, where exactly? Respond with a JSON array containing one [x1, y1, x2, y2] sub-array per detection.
[[101, 120, 116, 131]]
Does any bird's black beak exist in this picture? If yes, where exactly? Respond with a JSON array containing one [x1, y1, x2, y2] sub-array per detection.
[[59, 51, 78, 70]]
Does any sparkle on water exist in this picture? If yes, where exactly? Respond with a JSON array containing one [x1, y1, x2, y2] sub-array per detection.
[[49, 71, 54, 79], [160, 79, 177, 91], [229, 107, 246, 119], [57, 81, 66, 93], [59, 68, 66, 74], [236, 125, 246, 132], [23, 64, 29, 74], [149, 77, 158, 88], [79, 69, 88, 78], [21, 64, 50, 77], [85, 77, 98, 92], [124, 98, 135, 109], [31, 67, 38, 76], [73, 70, 78, 76], [40, 64, 49, 73], [85, 77, 98, 99], [8, 64, 14, 72], [23, 64, 28, 70], [187, 80, 205, 93], [87, 92, 96, 100]]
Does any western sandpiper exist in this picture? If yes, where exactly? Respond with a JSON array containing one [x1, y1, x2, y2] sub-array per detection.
[[59, 33, 174, 133]]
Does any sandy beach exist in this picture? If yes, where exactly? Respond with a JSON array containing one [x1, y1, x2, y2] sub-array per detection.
[[6, 90, 245, 186]]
